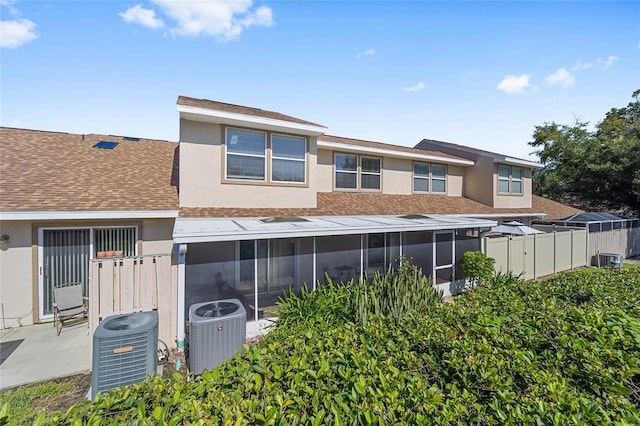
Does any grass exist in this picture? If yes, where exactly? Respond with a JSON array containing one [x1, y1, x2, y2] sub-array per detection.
[[0, 382, 72, 424], [0, 374, 90, 425]]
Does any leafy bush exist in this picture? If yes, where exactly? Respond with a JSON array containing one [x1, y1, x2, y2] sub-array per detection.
[[461, 251, 495, 288], [32, 266, 640, 425], [353, 260, 443, 326]]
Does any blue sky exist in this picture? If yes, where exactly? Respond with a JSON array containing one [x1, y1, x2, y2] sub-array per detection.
[[1, 1, 638, 160]]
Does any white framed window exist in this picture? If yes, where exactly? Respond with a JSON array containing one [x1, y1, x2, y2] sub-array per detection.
[[226, 128, 267, 181], [334, 154, 382, 191], [431, 164, 446, 193], [361, 157, 381, 190], [413, 163, 430, 192], [511, 167, 522, 194], [271, 134, 306, 183], [413, 162, 446, 193], [335, 153, 358, 189], [498, 165, 523, 194]]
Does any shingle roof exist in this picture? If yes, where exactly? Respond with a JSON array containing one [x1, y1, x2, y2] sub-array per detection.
[[319, 135, 468, 162], [177, 96, 324, 128], [528, 196, 584, 220], [179, 193, 581, 219], [416, 138, 539, 164], [0, 127, 179, 212]]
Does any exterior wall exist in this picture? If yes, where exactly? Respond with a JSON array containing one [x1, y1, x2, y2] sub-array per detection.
[[463, 156, 494, 206], [382, 157, 412, 195], [179, 119, 318, 208], [316, 148, 464, 196], [493, 167, 533, 209], [0, 218, 175, 328], [446, 165, 464, 197], [316, 148, 334, 193], [0, 221, 35, 328], [140, 219, 175, 255]]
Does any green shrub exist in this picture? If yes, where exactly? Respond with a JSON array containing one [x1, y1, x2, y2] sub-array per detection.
[[461, 251, 495, 288], [353, 259, 443, 326], [41, 266, 640, 425]]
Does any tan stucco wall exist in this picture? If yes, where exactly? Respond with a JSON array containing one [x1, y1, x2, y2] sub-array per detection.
[[0, 221, 35, 327], [493, 168, 533, 208], [179, 119, 318, 208], [140, 219, 175, 255], [463, 156, 494, 205], [382, 157, 411, 195], [316, 149, 334, 192], [446, 165, 464, 197]]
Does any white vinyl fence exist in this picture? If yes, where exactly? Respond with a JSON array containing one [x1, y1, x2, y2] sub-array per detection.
[[89, 254, 175, 354], [484, 229, 588, 280]]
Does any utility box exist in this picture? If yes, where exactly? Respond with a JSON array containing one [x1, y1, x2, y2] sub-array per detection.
[[188, 299, 246, 375], [91, 311, 158, 400], [597, 253, 623, 269]]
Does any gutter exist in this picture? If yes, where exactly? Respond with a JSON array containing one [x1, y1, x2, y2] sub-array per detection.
[[0, 210, 180, 221]]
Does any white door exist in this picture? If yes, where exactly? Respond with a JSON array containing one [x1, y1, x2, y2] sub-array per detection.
[[433, 231, 455, 286]]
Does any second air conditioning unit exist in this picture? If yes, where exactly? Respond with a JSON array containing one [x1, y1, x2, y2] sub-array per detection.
[[188, 299, 246, 375], [597, 252, 623, 269]]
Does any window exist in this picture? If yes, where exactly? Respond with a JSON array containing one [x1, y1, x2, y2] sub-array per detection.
[[335, 154, 358, 189], [361, 157, 381, 190], [225, 128, 307, 184], [335, 154, 382, 190], [498, 165, 523, 194], [413, 162, 447, 193], [271, 134, 306, 183], [226, 128, 266, 181], [94, 227, 137, 257]]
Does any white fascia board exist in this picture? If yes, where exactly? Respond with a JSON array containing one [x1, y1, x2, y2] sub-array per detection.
[[317, 140, 474, 166], [450, 213, 547, 219], [178, 105, 328, 136], [0, 210, 179, 221], [172, 217, 496, 244], [497, 157, 542, 168]]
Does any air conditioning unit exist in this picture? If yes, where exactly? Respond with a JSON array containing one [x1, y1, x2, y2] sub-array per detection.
[[91, 311, 158, 400], [189, 299, 246, 375], [597, 253, 623, 269]]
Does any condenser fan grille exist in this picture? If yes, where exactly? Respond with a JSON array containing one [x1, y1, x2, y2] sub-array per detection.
[[195, 301, 239, 317]]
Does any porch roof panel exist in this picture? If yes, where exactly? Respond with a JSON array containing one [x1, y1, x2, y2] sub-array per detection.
[[173, 215, 497, 243]]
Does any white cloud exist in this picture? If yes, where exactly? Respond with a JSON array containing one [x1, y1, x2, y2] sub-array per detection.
[[545, 68, 575, 88], [571, 61, 593, 71], [0, 18, 37, 48], [596, 55, 619, 69], [403, 81, 425, 92], [356, 48, 375, 59], [120, 5, 164, 29], [151, 0, 273, 40], [1, 0, 19, 16], [496, 74, 530, 94]]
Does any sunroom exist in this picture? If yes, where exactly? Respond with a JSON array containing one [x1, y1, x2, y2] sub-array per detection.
[[172, 214, 496, 345]]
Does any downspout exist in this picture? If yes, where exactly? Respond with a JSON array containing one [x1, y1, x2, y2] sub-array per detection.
[[176, 243, 188, 351]]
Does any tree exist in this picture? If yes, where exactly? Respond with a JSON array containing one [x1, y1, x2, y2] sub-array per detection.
[[529, 90, 640, 215]]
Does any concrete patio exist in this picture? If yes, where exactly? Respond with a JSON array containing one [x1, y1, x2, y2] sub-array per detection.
[[0, 319, 91, 391]]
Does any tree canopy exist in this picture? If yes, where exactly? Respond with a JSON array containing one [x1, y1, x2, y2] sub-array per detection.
[[529, 90, 640, 215]]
